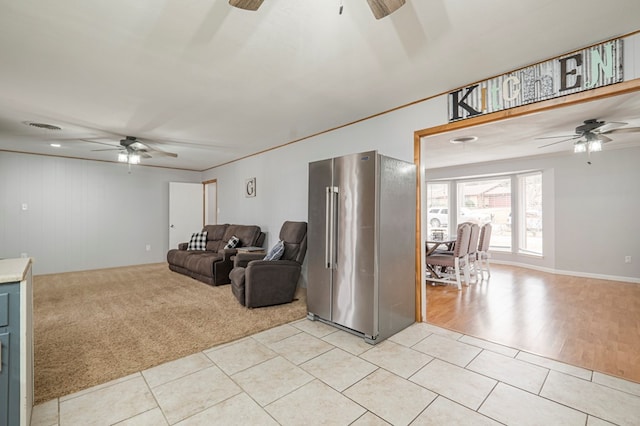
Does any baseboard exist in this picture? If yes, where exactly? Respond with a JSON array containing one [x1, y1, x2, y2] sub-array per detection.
[[490, 259, 640, 284]]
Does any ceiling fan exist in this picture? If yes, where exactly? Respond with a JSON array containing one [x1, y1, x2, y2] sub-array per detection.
[[88, 136, 178, 164], [228, 0, 406, 19], [537, 118, 640, 153]]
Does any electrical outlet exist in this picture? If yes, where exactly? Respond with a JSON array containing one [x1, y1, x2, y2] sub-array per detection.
[[146, 244, 151, 251], [20, 253, 27, 258], [625, 256, 631, 264]]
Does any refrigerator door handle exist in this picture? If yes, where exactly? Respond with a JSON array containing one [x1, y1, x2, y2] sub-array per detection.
[[330, 186, 339, 269], [326, 186, 339, 269], [325, 187, 332, 268]]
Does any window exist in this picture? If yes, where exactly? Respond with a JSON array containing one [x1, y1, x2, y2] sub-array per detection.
[[426, 183, 450, 237], [457, 178, 511, 251], [518, 172, 542, 255], [426, 171, 543, 256]]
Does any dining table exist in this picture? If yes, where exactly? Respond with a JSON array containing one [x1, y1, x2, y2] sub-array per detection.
[[425, 236, 456, 279]]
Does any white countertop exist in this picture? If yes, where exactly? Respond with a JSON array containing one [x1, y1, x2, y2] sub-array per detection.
[[0, 258, 33, 283]]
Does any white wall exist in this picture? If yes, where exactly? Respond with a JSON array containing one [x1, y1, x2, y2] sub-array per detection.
[[0, 152, 201, 274], [425, 147, 640, 282], [554, 146, 640, 280], [203, 96, 447, 250]]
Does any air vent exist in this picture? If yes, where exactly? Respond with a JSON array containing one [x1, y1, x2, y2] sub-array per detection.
[[450, 136, 478, 144], [23, 122, 62, 131]]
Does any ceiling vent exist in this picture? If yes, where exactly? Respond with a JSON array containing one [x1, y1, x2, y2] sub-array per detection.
[[449, 136, 478, 144], [23, 121, 62, 131]]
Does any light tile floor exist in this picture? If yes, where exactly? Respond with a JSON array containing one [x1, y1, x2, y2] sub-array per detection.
[[31, 320, 640, 426]]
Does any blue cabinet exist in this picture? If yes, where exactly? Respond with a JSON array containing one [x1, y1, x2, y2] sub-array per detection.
[[0, 259, 33, 426], [1, 284, 20, 426]]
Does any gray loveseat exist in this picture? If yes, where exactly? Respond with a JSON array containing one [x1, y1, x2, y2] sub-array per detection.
[[167, 224, 265, 285]]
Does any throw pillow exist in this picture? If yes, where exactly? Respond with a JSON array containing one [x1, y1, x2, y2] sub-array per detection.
[[263, 240, 285, 261], [187, 231, 208, 251], [224, 235, 240, 249]]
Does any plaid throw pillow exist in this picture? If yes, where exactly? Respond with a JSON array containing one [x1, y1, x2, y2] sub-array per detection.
[[187, 231, 208, 251], [224, 235, 240, 249], [263, 240, 285, 261]]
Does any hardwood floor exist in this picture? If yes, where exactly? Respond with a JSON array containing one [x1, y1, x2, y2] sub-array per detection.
[[425, 264, 640, 384]]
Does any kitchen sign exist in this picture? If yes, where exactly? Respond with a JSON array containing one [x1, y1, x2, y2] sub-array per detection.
[[448, 39, 623, 122]]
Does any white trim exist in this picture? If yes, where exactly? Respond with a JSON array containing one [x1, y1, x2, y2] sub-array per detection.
[[490, 259, 640, 284]]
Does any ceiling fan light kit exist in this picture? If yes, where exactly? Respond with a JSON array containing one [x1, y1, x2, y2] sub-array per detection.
[[573, 142, 587, 153], [537, 118, 640, 156], [589, 140, 603, 152], [84, 135, 178, 168], [573, 139, 602, 154], [118, 152, 140, 164]]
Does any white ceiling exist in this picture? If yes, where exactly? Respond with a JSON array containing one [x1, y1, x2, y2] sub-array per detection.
[[422, 91, 640, 170], [1, 0, 639, 171]]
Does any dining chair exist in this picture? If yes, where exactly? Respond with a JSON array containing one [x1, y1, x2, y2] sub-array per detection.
[[425, 223, 471, 290], [477, 223, 492, 279], [432, 221, 473, 255], [467, 223, 481, 282]]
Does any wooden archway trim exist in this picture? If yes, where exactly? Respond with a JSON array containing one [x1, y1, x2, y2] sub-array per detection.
[[201, 179, 218, 226], [413, 78, 640, 322]]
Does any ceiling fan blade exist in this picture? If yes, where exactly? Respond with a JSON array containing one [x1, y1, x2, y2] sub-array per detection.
[[596, 121, 627, 133], [601, 126, 640, 134], [534, 134, 579, 140], [538, 136, 581, 148], [80, 138, 120, 148], [228, 0, 264, 11], [366, 0, 406, 19], [135, 141, 178, 158], [597, 134, 612, 143], [91, 148, 123, 152], [146, 149, 178, 158]]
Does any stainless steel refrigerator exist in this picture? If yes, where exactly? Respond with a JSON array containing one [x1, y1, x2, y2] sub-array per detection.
[[307, 151, 416, 344]]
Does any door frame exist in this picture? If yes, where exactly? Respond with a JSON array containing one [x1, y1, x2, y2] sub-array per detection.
[[203, 178, 218, 225], [413, 78, 640, 322]]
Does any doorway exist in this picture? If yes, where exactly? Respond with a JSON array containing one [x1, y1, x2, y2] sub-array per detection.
[[204, 179, 218, 225], [413, 79, 640, 322], [169, 182, 204, 250]]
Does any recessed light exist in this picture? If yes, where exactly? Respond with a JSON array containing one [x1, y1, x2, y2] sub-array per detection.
[[23, 121, 63, 131], [450, 136, 478, 144], [50, 143, 61, 148]]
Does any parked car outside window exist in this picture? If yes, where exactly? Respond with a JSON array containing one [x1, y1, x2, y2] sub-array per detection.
[[459, 207, 493, 225], [427, 207, 448, 228]]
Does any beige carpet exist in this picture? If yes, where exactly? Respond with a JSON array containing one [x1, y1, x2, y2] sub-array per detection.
[[33, 263, 307, 404]]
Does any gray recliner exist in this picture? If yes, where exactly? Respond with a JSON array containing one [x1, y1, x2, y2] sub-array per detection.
[[229, 221, 307, 308]]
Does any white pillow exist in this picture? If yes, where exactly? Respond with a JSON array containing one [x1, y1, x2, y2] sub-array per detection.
[[263, 240, 285, 261], [224, 235, 240, 249], [187, 231, 208, 251]]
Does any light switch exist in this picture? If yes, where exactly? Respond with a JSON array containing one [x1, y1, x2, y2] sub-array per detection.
[[21, 203, 28, 211]]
